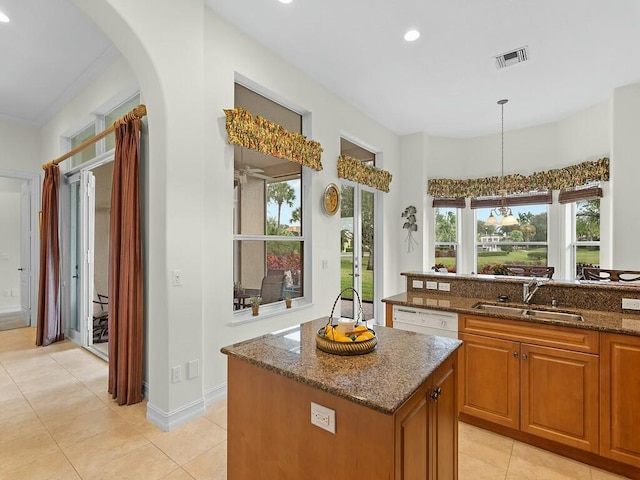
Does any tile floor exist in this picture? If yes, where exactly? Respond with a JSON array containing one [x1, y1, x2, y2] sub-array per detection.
[[0, 327, 631, 479]]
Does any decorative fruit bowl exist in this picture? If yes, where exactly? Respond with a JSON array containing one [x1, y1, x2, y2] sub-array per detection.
[[315, 288, 377, 356]]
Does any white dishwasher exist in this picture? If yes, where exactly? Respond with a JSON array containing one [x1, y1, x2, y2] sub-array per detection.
[[392, 305, 458, 339]]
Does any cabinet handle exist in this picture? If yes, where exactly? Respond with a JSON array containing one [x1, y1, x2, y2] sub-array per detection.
[[430, 387, 442, 401], [522, 353, 528, 360], [513, 351, 519, 358]]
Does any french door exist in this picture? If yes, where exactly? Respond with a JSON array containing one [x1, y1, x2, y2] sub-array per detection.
[[79, 170, 98, 350], [68, 160, 112, 359], [340, 182, 376, 322]]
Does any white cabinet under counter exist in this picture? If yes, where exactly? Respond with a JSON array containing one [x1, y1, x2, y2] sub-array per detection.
[[392, 305, 458, 338]]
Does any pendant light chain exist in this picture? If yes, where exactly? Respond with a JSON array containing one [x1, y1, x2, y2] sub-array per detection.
[[498, 98, 508, 178], [501, 100, 505, 177]]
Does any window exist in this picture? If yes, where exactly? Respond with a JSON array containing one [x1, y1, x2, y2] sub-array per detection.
[[104, 95, 141, 151], [572, 199, 600, 279], [68, 94, 140, 168], [232, 85, 304, 312], [70, 124, 97, 167], [434, 208, 459, 272], [475, 204, 549, 275]]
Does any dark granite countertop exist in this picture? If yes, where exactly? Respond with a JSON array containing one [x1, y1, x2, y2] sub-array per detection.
[[383, 292, 640, 337], [221, 317, 462, 415]]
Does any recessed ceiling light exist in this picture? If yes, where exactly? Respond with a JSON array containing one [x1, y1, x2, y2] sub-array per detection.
[[404, 29, 420, 42], [0, 11, 10, 23], [278, 0, 293, 4]]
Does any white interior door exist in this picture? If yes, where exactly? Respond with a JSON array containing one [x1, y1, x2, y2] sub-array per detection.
[[19, 181, 31, 323]]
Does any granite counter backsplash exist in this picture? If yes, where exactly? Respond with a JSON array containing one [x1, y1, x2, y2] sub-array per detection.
[[221, 317, 462, 415], [401, 271, 640, 314]]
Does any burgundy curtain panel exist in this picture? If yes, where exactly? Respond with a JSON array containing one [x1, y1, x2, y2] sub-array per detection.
[[36, 164, 63, 346], [108, 117, 144, 405]]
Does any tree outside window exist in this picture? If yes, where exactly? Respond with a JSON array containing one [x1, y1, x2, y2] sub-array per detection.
[[574, 199, 600, 278], [435, 208, 458, 272]]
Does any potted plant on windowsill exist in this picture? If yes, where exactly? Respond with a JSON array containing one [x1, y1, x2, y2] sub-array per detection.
[[284, 293, 292, 309], [249, 296, 261, 316]]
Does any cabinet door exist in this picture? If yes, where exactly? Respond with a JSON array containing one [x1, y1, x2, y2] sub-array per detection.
[[600, 333, 640, 467], [520, 344, 599, 452], [429, 354, 458, 480], [458, 333, 520, 429], [395, 383, 430, 480]]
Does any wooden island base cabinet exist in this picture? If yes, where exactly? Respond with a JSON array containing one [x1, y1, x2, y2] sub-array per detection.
[[227, 353, 458, 480], [600, 332, 640, 469], [458, 314, 640, 479]]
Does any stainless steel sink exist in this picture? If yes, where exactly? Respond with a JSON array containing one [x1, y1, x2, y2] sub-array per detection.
[[473, 303, 584, 322], [523, 310, 584, 322], [473, 304, 526, 316]]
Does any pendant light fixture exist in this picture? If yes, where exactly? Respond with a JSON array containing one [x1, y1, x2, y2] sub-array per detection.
[[485, 99, 519, 227]]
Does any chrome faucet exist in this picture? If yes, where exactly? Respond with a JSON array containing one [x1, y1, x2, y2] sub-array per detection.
[[523, 278, 543, 304]]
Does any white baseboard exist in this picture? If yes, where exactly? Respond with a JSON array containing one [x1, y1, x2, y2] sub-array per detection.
[[146, 397, 206, 432], [204, 383, 227, 407], [0, 305, 21, 314]]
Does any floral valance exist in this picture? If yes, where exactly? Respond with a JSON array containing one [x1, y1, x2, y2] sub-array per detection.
[[337, 155, 393, 193], [427, 157, 609, 198], [224, 107, 323, 171]]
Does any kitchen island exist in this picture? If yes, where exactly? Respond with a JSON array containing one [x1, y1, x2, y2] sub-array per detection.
[[221, 317, 462, 480]]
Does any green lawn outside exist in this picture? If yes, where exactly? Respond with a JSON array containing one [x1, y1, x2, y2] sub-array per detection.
[[437, 247, 600, 272], [341, 256, 373, 302]]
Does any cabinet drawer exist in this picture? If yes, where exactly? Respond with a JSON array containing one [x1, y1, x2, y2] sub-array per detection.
[[460, 314, 599, 354]]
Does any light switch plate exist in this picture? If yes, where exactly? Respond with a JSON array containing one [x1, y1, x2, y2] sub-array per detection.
[[412, 280, 424, 289], [187, 359, 199, 379], [426, 281, 438, 290], [438, 282, 451, 292]]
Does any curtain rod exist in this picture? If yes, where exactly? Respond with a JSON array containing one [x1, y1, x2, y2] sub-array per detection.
[[42, 104, 147, 170]]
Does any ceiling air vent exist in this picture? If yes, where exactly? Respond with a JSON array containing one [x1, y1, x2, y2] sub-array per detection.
[[495, 46, 529, 69]]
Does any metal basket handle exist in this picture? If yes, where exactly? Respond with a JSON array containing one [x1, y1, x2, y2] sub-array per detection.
[[327, 287, 363, 326]]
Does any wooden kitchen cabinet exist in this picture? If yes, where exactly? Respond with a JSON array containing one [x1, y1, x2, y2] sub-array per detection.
[[395, 353, 458, 480], [520, 343, 599, 452], [600, 333, 640, 468], [430, 354, 458, 480], [458, 314, 599, 452], [458, 332, 520, 429]]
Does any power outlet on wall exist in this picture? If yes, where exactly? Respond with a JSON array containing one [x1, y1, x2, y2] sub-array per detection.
[[622, 298, 640, 310], [311, 402, 335, 434]]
